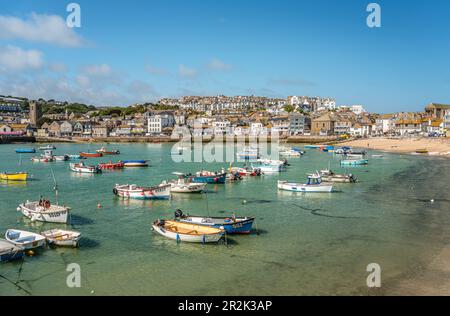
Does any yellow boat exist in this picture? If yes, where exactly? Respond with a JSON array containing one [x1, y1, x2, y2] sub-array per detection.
[[0, 172, 28, 181]]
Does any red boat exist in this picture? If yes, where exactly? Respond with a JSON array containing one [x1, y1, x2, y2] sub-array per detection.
[[80, 152, 103, 158], [98, 161, 124, 170]]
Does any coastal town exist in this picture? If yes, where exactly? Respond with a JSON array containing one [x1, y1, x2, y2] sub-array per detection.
[[1, 94, 449, 151]]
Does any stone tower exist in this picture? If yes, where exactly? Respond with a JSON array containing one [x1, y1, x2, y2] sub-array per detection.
[[29, 101, 42, 127]]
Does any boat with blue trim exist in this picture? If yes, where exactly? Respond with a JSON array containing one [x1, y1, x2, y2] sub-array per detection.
[[278, 174, 334, 193], [174, 210, 255, 234], [123, 160, 148, 167], [15, 148, 36, 154], [192, 170, 227, 184], [340, 159, 369, 166], [0, 239, 24, 262]]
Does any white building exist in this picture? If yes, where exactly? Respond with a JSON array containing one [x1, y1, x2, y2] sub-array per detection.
[[350, 105, 366, 115], [212, 120, 231, 135], [147, 114, 175, 134]]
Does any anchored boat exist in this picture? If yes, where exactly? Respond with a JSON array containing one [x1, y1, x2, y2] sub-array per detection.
[[169, 173, 206, 193], [80, 152, 103, 158], [41, 229, 81, 247], [54, 155, 70, 161], [310, 169, 357, 183], [113, 183, 171, 199], [98, 161, 124, 170], [5, 229, 46, 250], [123, 160, 148, 167], [17, 199, 70, 223], [70, 162, 102, 173], [278, 175, 333, 193], [0, 239, 24, 262], [96, 147, 120, 155], [174, 210, 255, 234], [15, 148, 35, 154], [340, 159, 368, 166], [152, 219, 225, 243], [39, 145, 56, 150], [192, 170, 227, 184], [0, 172, 28, 181]]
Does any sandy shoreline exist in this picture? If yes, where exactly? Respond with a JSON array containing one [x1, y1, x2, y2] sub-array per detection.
[[339, 137, 450, 157]]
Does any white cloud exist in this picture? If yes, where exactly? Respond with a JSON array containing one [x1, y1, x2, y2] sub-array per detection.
[[0, 45, 43, 71], [179, 64, 198, 78], [82, 64, 112, 76], [0, 13, 84, 47], [207, 58, 232, 71]]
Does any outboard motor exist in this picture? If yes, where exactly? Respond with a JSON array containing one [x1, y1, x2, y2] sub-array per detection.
[[175, 209, 183, 218]]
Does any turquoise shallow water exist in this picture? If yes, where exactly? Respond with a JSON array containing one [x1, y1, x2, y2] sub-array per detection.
[[0, 143, 449, 295]]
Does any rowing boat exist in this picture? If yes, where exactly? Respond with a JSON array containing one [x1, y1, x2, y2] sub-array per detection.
[[0, 172, 28, 181], [0, 239, 24, 262], [5, 229, 46, 250], [41, 229, 81, 247], [80, 152, 103, 158], [113, 183, 171, 199], [152, 219, 225, 243]]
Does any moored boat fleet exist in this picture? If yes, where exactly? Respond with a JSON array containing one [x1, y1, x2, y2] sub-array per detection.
[[1, 142, 378, 262]]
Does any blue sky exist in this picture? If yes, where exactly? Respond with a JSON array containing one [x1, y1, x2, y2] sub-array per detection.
[[0, 0, 449, 112]]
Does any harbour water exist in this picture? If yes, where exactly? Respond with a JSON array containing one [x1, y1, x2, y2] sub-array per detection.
[[1, 143, 449, 295]]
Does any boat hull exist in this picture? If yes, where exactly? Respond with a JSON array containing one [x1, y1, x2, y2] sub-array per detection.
[[15, 149, 35, 154], [123, 160, 148, 167], [80, 152, 103, 158], [114, 184, 171, 199], [70, 163, 102, 174], [340, 159, 368, 166], [278, 181, 333, 193], [152, 220, 224, 243], [42, 229, 81, 247], [0, 172, 28, 181], [18, 202, 70, 223], [5, 230, 46, 250], [170, 183, 206, 193], [178, 216, 255, 234], [192, 173, 226, 184], [0, 240, 24, 262]]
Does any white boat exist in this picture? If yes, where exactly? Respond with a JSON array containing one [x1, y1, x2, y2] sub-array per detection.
[[31, 156, 53, 163], [39, 145, 56, 150], [346, 153, 365, 159], [5, 229, 46, 250], [54, 155, 69, 161], [251, 159, 286, 173], [0, 239, 24, 262], [309, 169, 357, 183], [169, 173, 206, 193], [371, 154, 384, 158], [70, 162, 102, 174], [113, 183, 171, 199], [17, 200, 70, 223], [277, 175, 333, 193], [236, 146, 260, 160], [279, 149, 302, 157], [41, 229, 81, 247], [152, 219, 224, 243]]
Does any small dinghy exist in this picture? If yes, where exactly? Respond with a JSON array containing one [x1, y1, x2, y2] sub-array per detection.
[[174, 210, 255, 234], [80, 152, 103, 158], [5, 229, 46, 250], [39, 145, 56, 150], [340, 159, 368, 166], [113, 183, 171, 199], [98, 161, 124, 170], [70, 162, 102, 174], [96, 147, 120, 155], [152, 219, 225, 243], [310, 169, 357, 183], [0, 239, 24, 262], [54, 155, 70, 161], [41, 229, 81, 247], [15, 148, 35, 154], [278, 175, 333, 193], [0, 172, 28, 181], [123, 160, 148, 167], [192, 170, 227, 184], [169, 173, 206, 193], [17, 199, 70, 223]]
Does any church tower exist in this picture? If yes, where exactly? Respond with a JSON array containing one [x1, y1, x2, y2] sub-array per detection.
[[29, 101, 42, 127]]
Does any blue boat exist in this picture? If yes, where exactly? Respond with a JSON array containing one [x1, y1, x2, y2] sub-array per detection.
[[15, 148, 36, 154], [191, 171, 227, 184], [0, 239, 24, 262], [174, 210, 255, 234], [340, 159, 369, 166]]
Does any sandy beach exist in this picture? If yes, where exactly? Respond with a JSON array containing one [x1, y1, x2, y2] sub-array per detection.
[[339, 137, 450, 157]]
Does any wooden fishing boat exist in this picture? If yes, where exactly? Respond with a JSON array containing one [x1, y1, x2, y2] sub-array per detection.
[[79, 152, 103, 158], [41, 229, 81, 247], [152, 219, 225, 243], [169, 173, 206, 193], [5, 229, 46, 250], [54, 155, 70, 161], [0, 172, 28, 181], [15, 148, 35, 154], [0, 239, 24, 262], [70, 162, 102, 174], [278, 175, 333, 193], [39, 145, 56, 150], [174, 210, 255, 234], [192, 170, 227, 184], [98, 161, 124, 170], [17, 199, 70, 223], [113, 183, 171, 199], [96, 147, 120, 155], [123, 160, 148, 167], [415, 149, 428, 154], [340, 159, 368, 166], [310, 169, 357, 183]]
